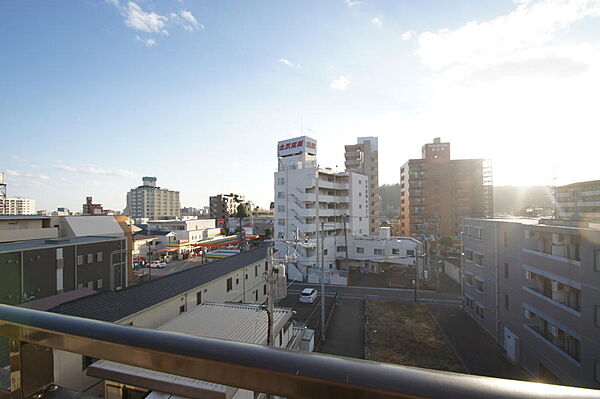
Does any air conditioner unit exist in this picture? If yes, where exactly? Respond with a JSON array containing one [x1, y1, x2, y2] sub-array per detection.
[[551, 281, 559, 291], [525, 271, 533, 280], [524, 309, 533, 319]]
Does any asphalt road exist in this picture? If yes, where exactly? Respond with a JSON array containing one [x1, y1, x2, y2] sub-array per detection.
[[287, 281, 461, 304]]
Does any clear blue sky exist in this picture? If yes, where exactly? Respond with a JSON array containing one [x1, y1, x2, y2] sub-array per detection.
[[2, 0, 599, 211]]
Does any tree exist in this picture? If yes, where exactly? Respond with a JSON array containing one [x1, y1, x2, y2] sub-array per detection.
[[439, 236, 454, 254], [236, 203, 249, 218]]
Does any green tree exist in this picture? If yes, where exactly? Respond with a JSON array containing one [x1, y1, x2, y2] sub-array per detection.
[[236, 203, 249, 218], [439, 236, 454, 249]]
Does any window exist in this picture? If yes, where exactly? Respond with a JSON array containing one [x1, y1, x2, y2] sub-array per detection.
[[278, 330, 283, 347], [356, 247, 364, 254], [226, 278, 233, 292], [323, 249, 328, 255], [392, 248, 399, 255], [236, 278, 239, 285], [196, 291, 202, 305], [503, 231, 508, 247], [278, 219, 285, 226], [465, 296, 474, 309], [475, 279, 484, 292], [265, 262, 268, 271], [277, 177, 285, 185], [255, 265, 258, 277], [504, 294, 509, 310], [255, 290, 258, 301], [465, 273, 474, 286], [97, 252, 103, 262], [179, 305, 186, 314], [263, 284, 267, 295], [374, 249, 383, 255], [277, 191, 285, 199], [87, 253, 94, 263], [406, 249, 415, 257], [277, 205, 285, 212], [475, 304, 485, 319], [77, 255, 84, 266], [97, 279, 103, 289], [504, 263, 509, 279]]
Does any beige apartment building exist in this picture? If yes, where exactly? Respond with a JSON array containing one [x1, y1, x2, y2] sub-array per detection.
[[345, 137, 381, 235], [125, 177, 180, 221]]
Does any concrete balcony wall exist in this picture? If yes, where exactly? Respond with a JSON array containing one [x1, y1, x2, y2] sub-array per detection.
[[0, 227, 59, 243]]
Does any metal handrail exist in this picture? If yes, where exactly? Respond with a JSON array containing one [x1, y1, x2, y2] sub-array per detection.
[[0, 305, 598, 399]]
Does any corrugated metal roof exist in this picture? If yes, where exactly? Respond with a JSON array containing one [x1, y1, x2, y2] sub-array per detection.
[[158, 303, 291, 345], [87, 301, 291, 399], [60, 216, 124, 236], [50, 246, 268, 322]]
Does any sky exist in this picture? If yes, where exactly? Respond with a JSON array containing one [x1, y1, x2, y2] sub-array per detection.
[[2, 0, 600, 211]]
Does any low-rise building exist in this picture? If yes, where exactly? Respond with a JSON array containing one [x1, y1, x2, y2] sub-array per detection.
[[87, 302, 304, 399], [46, 246, 271, 392], [209, 193, 249, 220], [461, 217, 600, 389], [146, 219, 221, 259]]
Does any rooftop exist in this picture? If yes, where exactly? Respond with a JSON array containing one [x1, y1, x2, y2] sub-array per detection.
[[50, 246, 268, 322], [86, 303, 292, 399], [0, 215, 50, 220], [0, 235, 123, 253]]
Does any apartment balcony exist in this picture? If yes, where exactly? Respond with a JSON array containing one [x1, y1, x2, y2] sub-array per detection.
[[522, 248, 582, 266], [0, 305, 596, 399], [0, 227, 59, 243]]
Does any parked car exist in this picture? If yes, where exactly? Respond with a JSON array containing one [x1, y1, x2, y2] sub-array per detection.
[[149, 260, 167, 268], [299, 288, 317, 304]]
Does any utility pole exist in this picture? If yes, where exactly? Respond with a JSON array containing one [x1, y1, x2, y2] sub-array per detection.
[[262, 246, 276, 346], [320, 221, 326, 342]]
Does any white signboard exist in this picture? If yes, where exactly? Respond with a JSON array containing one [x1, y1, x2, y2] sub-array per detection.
[[277, 136, 317, 157]]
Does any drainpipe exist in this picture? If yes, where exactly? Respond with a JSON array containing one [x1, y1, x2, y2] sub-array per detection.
[[494, 222, 500, 341]]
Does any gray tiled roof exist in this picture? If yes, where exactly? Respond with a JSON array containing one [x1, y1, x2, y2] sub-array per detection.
[[49, 246, 268, 322]]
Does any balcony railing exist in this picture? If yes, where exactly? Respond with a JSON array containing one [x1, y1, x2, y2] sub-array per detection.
[[0, 305, 598, 399]]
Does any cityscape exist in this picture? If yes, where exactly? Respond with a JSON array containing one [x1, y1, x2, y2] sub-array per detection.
[[1, 1, 600, 399]]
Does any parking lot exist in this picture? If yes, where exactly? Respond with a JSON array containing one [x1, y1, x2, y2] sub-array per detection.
[[277, 289, 334, 345]]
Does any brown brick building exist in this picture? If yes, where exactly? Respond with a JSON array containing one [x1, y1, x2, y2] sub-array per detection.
[[399, 138, 492, 238]]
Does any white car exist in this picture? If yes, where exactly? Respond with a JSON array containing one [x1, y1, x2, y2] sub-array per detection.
[[299, 288, 318, 304], [149, 260, 167, 268]]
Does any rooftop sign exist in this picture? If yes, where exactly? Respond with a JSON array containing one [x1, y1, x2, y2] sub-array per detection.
[[277, 136, 317, 157]]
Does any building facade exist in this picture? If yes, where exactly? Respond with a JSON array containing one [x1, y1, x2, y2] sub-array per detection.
[[0, 197, 36, 215], [274, 136, 372, 284], [0, 215, 58, 243], [47, 247, 271, 393], [555, 180, 600, 221], [345, 137, 381, 235], [125, 177, 180, 221], [399, 137, 492, 239], [461, 217, 600, 389], [82, 196, 104, 215], [0, 235, 128, 307], [209, 193, 248, 220]]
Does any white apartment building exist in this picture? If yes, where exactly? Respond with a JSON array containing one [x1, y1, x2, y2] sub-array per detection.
[[274, 136, 370, 284], [0, 197, 36, 215], [125, 177, 180, 221], [146, 219, 221, 259]]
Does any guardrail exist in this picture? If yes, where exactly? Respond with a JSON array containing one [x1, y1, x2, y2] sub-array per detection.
[[0, 305, 598, 399]]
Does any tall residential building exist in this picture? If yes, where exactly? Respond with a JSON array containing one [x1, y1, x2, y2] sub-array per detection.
[[554, 180, 600, 221], [399, 137, 492, 239], [125, 177, 180, 221], [82, 196, 104, 215], [274, 136, 369, 284], [0, 197, 36, 215], [461, 217, 600, 389], [345, 137, 381, 235], [209, 193, 248, 220]]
